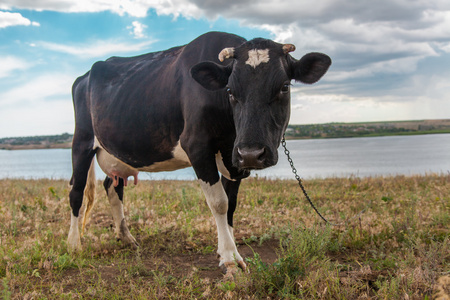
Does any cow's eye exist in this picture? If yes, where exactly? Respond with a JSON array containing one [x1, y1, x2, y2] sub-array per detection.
[[281, 83, 290, 94], [226, 87, 233, 96]]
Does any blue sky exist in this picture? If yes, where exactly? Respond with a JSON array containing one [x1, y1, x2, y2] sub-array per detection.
[[1, 1, 450, 138]]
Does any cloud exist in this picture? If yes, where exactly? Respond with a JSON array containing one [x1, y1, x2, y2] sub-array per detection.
[[0, 11, 40, 28], [0, 73, 73, 108], [38, 39, 156, 59], [2, 0, 450, 128], [0, 71, 76, 137], [0, 56, 31, 78], [0, 98, 74, 137], [139, 0, 450, 106], [129, 21, 147, 39], [1, 0, 141, 16], [1, 0, 181, 18], [0, 0, 207, 18]]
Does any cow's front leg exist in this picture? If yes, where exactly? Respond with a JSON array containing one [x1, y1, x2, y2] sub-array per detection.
[[221, 176, 241, 241], [103, 176, 138, 248], [199, 180, 245, 273]]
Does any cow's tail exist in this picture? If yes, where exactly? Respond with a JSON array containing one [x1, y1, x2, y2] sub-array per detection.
[[81, 158, 96, 236]]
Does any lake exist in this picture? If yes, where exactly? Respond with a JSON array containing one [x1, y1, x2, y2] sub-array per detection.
[[1, 134, 449, 181]]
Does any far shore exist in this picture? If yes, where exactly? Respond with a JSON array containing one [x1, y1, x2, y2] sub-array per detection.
[[0, 142, 72, 151], [2, 130, 450, 151], [2, 119, 450, 150]]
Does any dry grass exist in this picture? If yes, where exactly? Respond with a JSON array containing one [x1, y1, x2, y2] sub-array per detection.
[[0, 174, 449, 299]]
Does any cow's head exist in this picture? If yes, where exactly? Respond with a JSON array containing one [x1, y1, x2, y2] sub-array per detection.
[[191, 38, 331, 170]]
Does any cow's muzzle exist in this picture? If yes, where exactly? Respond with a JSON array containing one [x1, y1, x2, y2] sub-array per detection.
[[236, 147, 267, 169]]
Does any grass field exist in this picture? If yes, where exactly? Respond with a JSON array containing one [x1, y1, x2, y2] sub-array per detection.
[[0, 175, 449, 299]]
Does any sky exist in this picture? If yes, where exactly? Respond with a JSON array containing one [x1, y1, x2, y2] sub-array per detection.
[[1, 1, 450, 138]]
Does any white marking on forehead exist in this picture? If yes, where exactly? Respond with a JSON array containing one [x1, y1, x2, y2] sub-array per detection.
[[245, 49, 270, 68]]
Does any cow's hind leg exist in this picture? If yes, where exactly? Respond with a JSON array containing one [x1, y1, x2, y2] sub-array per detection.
[[68, 139, 96, 252], [103, 176, 138, 248]]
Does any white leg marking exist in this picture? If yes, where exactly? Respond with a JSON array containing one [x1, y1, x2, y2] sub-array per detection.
[[199, 180, 243, 266], [107, 184, 138, 247], [67, 213, 81, 252], [228, 224, 235, 240], [246, 49, 270, 68]]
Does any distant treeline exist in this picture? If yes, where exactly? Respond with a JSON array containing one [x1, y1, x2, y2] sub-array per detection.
[[1, 119, 450, 149], [285, 119, 450, 139], [0, 133, 73, 149]]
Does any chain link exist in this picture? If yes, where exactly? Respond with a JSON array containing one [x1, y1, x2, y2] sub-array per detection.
[[281, 134, 371, 226], [281, 135, 333, 224]]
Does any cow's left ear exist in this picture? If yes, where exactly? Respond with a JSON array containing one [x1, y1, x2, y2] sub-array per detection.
[[290, 53, 331, 84], [191, 62, 232, 91]]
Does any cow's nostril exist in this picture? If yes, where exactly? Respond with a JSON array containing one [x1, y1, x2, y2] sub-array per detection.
[[237, 147, 266, 169]]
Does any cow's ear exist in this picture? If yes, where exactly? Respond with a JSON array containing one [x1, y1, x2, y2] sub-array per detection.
[[290, 53, 331, 84], [191, 62, 232, 91]]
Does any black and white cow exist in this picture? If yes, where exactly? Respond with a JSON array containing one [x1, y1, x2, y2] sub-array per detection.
[[68, 31, 331, 272]]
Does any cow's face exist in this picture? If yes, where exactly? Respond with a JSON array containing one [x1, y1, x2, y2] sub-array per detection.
[[191, 38, 331, 170]]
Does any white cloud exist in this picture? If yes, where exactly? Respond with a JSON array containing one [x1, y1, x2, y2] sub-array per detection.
[[438, 42, 450, 53], [129, 21, 147, 39], [292, 103, 304, 110], [0, 56, 31, 78], [0, 73, 73, 108], [289, 93, 450, 125], [0, 98, 74, 137], [2, 0, 141, 16], [39, 39, 156, 59], [0, 72, 75, 138], [2, 0, 450, 129], [1, 0, 203, 18], [327, 56, 426, 82], [0, 11, 40, 28]]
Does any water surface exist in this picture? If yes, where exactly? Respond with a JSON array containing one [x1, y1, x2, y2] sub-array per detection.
[[1, 134, 448, 180]]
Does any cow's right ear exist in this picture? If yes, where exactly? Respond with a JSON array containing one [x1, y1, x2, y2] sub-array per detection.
[[191, 62, 232, 91]]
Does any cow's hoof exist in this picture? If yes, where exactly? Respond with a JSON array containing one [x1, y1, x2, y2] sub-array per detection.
[[221, 262, 237, 280], [237, 260, 247, 272], [118, 219, 139, 248], [128, 239, 140, 249], [220, 260, 247, 280], [117, 235, 139, 249]]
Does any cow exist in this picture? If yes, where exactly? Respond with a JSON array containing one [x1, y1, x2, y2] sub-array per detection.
[[67, 31, 331, 275]]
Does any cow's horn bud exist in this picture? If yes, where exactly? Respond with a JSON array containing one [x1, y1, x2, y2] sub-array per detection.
[[283, 44, 296, 54], [218, 47, 235, 62]]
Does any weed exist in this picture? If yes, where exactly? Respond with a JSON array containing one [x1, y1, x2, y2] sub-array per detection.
[[218, 281, 236, 292], [54, 253, 77, 271], [1, 278, 11, 300], [246, 226, 337, 297]]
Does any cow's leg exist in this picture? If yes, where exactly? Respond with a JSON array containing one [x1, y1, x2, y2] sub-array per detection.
[[68, 134, 96, 252], [221, 176, 242, 242], [183, 135, 245, 276], [199, 178, 246, 273], [103, 176, 138, 248]]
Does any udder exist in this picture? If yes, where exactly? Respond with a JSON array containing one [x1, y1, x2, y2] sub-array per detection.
[[96, 148, 139, 187]]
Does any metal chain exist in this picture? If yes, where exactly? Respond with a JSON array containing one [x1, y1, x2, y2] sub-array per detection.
[[281, 135, 370, 226]]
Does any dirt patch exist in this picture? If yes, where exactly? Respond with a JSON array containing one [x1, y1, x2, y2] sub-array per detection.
[[57, 239, 280, 292], [434, 276, 450, 300]]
